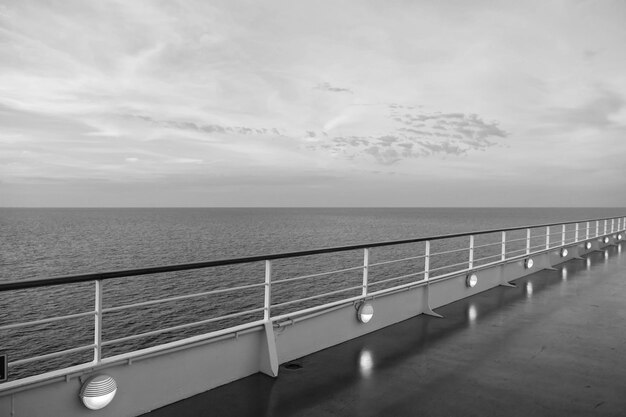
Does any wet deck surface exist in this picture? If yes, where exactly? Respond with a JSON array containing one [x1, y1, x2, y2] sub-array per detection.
[[145, 244, 626, 417]]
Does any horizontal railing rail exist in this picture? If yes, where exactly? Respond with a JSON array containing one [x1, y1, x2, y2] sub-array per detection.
[[1, 216, 624, 292], [0, 215, 624, 390]]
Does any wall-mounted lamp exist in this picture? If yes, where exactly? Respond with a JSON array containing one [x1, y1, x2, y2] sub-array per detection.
[[525, 258, 534, 269], [603, 236, 610, 244], [356, 302, 374, 324], [79, 375, 117, 410], [585, 242, 592, 250], [560, 248, 568, 257], [466, 273, 478, 288]]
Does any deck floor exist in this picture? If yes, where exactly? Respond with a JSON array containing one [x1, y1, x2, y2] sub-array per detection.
[[144, 243, 626, 417]]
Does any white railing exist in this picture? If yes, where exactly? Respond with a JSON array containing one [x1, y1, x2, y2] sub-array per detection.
[[0, 215, 624, 388]]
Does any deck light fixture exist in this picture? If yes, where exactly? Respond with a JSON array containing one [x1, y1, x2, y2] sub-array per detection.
[[466, 273, 478, 288], [79, 375, 117, 410], [617, 233, 623, 241], [560, 248, 568, 257], [585, 242, 592, 250], [525, 258, 534, 269], [356, 302, 374, 324], [603, 236, 610, 244]]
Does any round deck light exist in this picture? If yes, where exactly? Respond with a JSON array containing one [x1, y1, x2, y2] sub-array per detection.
[[356, 302, 374, 324], [603, 236, 610, 244], [466, 273, 478, 288], [79, 375, 117, 410], [560, 248, 568, 257], [617, 233, 622, 241], [525, 258, 534, 269], [585, 242, 592, 250]]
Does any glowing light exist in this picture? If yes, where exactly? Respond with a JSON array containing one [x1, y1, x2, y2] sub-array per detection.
[[560, 248, 568, 257], [585, 242, 592, 250], [80, 375, 117, 410], [466, 273, 478, 288], [604, 236, 610, 244], [357, 302, 374, 324], [525, 258, 534, 269]]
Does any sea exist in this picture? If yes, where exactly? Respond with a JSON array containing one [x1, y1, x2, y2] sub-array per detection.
[[1, 207, 625, 379]]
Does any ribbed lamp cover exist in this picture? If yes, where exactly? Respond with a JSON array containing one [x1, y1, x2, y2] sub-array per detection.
[[79, 375, 117, 410]]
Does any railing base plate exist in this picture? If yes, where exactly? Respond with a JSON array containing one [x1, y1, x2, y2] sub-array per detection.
[[423, 308, 443, 318]]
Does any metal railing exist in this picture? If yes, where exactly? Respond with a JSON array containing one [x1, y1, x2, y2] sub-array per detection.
[[0, 215, 624, 388]]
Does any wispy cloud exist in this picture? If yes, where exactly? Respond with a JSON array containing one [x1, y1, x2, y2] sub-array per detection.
[[315, 82, 353, 94]]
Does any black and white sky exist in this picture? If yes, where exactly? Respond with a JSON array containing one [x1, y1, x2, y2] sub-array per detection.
[[1, 0, 625, 206]]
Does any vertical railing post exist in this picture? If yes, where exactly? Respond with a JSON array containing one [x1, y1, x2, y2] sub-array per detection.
[[596, 220, 599, 237], [424, 241, 430, 281], [362, 248, 369, 297], [604, 220, 607, 235], [611, 218, 615, 233], [422, 240, 442, 318], [94, 280, 103, 364], [526, 228, 531, 254], [264, 260, 272, 321], [546, 226, 550, 249], [501, 231, 506, 261], [469, 235, 474, 269], [586, 221, 590, 240], [561, 224, 566, 246], [575, 223, 579, 243], [261, 259, 278, 377]]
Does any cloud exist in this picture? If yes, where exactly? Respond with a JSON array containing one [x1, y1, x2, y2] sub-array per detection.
[[124, 114, 284, 137], [305, 106, 508, 164], [2, 1, 626, 206], [315, 82, 353, 94], [543, 89, 626, 130]]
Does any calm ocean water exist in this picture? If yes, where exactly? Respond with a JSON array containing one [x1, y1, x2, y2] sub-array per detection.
[[1, 207, 625, 379]]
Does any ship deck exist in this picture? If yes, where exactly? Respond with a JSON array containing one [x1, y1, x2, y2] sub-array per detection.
[[144, 244, 626, 417]]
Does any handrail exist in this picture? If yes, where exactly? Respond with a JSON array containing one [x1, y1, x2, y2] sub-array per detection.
[[1, 215, 622, 292], [0, 214, 624, 389]]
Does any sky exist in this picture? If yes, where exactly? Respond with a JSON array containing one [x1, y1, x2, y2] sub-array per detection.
[[1, 0, 625, 207]]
